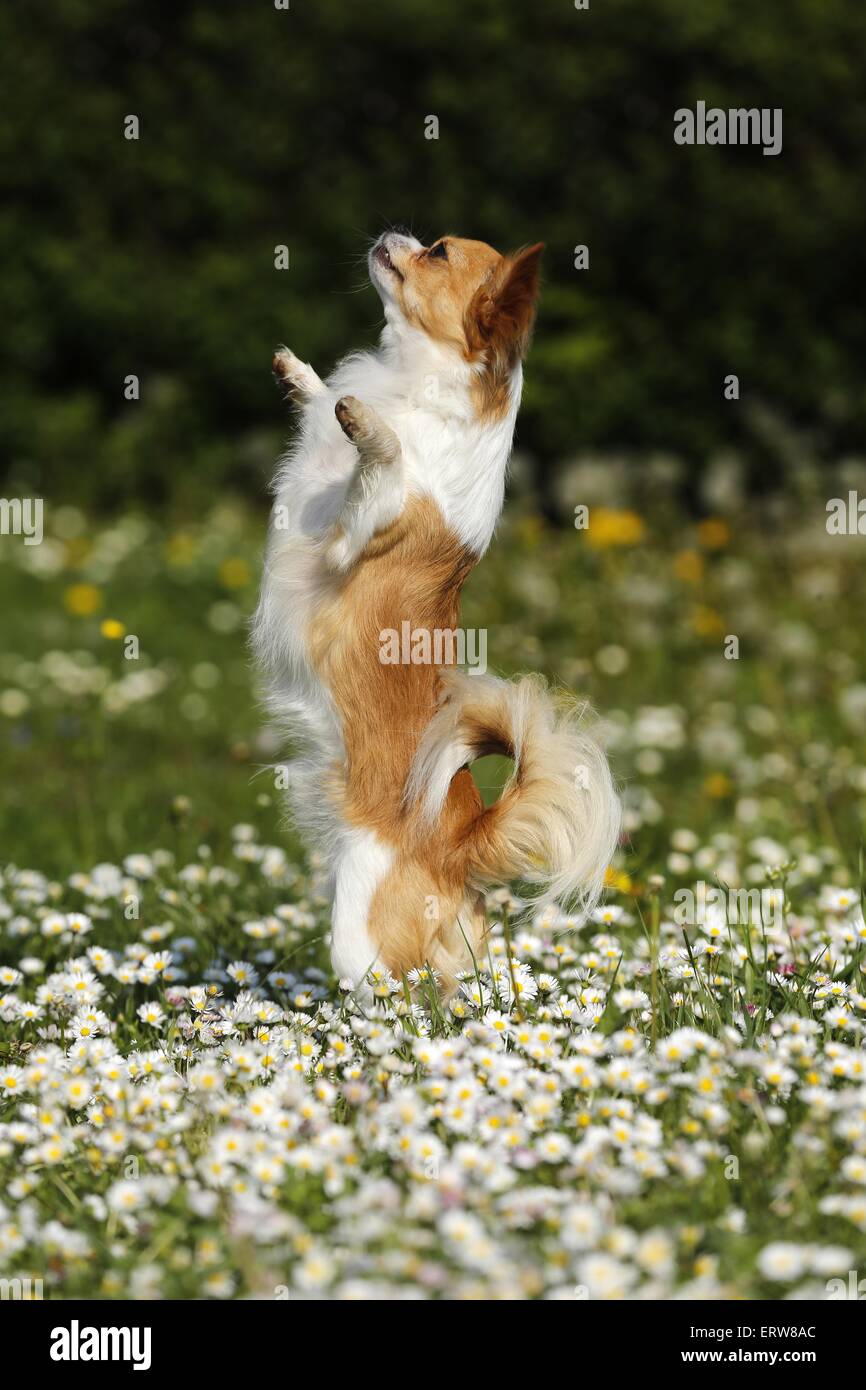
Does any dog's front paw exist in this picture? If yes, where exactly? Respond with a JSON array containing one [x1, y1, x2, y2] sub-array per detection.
[[335, 397, 401, 468], [334, 395, 373, 444], [272, 347, 322, 402]]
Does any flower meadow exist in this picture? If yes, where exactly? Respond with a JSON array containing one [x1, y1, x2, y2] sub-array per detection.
[[1, 468, 866, 1300]]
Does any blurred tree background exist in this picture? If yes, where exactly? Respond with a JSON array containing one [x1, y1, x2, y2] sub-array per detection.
[[1, 0, 864, 515]]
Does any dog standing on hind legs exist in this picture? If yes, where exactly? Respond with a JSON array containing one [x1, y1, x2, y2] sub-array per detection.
[[253, 228, 620, 994]]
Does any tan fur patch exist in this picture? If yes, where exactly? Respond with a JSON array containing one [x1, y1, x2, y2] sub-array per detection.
[[306, 495, 488, 981], [387, 236, 503, 354], [387, 235, 543, 423], [367, 861, 488, 991]]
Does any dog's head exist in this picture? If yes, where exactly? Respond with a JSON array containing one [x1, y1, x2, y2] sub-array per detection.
[[369, 229, 543, 405]]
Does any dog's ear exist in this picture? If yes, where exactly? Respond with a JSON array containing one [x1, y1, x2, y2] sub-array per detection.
[[466, 242, 544, 366]]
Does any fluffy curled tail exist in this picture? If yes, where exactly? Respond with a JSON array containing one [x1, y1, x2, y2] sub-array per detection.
[[405, 669, 621, 915]]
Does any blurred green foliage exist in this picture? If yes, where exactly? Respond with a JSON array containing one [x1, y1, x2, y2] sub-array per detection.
[[2, 483, 865, 875], [1, 0, 864, 512]]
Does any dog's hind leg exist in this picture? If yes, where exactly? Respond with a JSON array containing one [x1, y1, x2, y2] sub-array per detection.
[[325, 395, 405, 571]]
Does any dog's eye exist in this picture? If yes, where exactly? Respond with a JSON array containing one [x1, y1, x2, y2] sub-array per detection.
[[427, 241, 448, 260]]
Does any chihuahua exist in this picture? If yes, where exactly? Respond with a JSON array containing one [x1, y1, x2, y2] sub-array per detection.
[[253, 230, 620, 993]]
